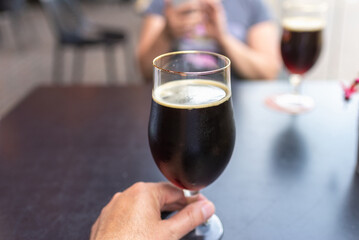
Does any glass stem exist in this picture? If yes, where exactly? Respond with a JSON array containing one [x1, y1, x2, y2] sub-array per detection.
[[290, 74, 302, 94], [183, 189, 199, 204], [183, 189, 211, 227]]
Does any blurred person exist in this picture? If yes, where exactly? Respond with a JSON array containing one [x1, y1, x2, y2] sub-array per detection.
[[136, 0, 281, 82], [90, 182, 215, 240]]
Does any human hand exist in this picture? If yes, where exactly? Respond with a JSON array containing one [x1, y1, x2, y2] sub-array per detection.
[[201, 0, 228, 42], [164, 0, 203, 39], [90, 182, 215, 240]]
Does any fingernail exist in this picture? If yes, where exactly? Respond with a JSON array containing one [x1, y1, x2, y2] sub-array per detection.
[[201, 201, 215, 220]]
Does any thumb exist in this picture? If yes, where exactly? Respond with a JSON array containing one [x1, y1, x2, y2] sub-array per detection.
[[164, 200, 215, 239]]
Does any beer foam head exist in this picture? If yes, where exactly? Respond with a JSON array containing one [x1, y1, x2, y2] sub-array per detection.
[[282, 17, 324, 31], [153, 80, 230, 109]]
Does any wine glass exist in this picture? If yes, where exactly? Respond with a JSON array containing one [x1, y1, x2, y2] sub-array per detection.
[[148, 51, 235, 239], [266, 0, 327, 114]]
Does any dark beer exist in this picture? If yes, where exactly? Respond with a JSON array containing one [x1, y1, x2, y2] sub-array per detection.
[[148, 80, 235, 191], [281, 17, 323, 75]]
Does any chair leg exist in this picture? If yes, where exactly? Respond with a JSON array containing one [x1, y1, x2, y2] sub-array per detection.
[[53, 45, 64, 84], [72, 47, 84, 84], [123, 41, 132, 83], [105, 44, 118, 85]]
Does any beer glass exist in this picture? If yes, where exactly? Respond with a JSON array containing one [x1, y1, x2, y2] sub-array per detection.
[[148, 51, 235, 239], [266, 0, 327, 114]]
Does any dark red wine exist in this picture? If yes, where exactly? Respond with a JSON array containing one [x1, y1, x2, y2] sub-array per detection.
[[281, 17, 323, 75], [148, 80, 235, 191]]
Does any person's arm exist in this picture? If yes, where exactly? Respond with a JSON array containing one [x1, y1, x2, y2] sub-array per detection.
[[136, 15, 172, 82], [203, 0, 281, 80], [137, 1, 203, 82], [219, 22, 281, 80], [90, 182, 215, 240]]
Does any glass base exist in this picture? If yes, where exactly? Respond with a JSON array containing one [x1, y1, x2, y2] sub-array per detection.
[[181, 214, 223, 240], [265, 93, 314, 114]]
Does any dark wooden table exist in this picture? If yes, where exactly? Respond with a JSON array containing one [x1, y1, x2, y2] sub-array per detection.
[[1, 81, 359, 240]]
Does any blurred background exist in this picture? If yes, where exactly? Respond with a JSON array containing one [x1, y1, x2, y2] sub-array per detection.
[[0, 0, 358, 118]]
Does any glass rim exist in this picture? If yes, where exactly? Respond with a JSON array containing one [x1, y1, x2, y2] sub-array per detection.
[[152, 50, 231, 76]]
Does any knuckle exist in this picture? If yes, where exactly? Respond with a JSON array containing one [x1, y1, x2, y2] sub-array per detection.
[[166, 223, 180, 240], [108, 192, 122, 205], [132, 181, 146, 190], [113, 192, 121, 199], [131, 182, 148, 195]]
